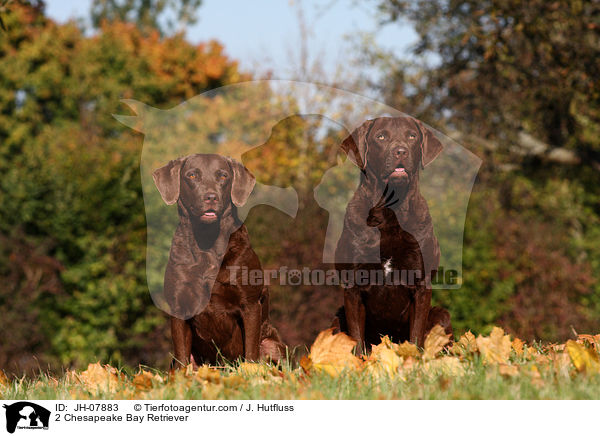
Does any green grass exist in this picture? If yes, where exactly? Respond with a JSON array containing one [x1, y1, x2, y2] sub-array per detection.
[[2, 358, 600, 400]]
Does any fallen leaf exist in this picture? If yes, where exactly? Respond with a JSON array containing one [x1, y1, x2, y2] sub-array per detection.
[[299, 356, 312, 374], [476, 327, 512, 364], [0, 370, 8, 387], [133, 370, 161, 391], [367, 342, 402, 377], [305, 328, 362, 376], [512, 338, 524, 356], [451, 331, 478, 356], [396, 341, 421, 358], [423, 325, 451, 360], [566, 340, 600, 374], [195, 365, 222, 383], [78, 363, 121, 393]]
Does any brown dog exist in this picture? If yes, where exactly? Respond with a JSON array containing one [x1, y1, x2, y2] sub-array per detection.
[[333, 117, 452, 351], [153, 153, 285, 367]]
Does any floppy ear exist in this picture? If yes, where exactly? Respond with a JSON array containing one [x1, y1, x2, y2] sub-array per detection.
[[340, 119, 375, 169], [416, 119, 444, 168], [227, 158, 256, 207], [152, 157, 185, 205]]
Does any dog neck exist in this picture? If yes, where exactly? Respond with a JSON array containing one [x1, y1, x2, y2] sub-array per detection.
[[177, 201, 238, 256]]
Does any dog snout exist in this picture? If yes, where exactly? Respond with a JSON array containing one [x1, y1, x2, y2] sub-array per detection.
[[204, 192, 219, 204], [394, 146, 409, 159]]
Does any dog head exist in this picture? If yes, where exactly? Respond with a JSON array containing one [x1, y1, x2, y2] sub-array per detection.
[[341, 116, 443, 192], [153, 154, 255, 223]]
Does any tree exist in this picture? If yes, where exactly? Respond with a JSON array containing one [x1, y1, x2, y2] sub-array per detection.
[[90, 0, 201, 35], [0, 2, 243, 371], [375, 0, 600, 161]]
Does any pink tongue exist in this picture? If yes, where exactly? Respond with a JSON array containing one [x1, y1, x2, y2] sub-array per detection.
[[203, 212, 216, 217], [394, 167, 406, 172]]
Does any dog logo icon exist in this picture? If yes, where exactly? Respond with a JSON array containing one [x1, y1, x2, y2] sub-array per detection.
[[3, 402, 50, 433]]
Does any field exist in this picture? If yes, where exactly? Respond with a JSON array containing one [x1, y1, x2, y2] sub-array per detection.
[[2, 327, 600, 400]]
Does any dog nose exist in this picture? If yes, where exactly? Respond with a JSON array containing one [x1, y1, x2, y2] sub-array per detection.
[[204, 192, 218, 203], [395, 146, 409, 158]]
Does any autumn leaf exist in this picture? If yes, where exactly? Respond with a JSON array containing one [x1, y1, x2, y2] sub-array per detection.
[[451, 331, 478, 356], [78, 363, 122, 393], [476, 327, 512, 364], [512, 338, 524, 356], [303, 328, 362, 376], [566, 340, 600, 374], [366, 338, 402, 378], [0, 370, 7, 387], [195, 365, 222, 383], [133, 370, 162, 391], [396, 341, 421, 358], [423, 325, 451, 360]]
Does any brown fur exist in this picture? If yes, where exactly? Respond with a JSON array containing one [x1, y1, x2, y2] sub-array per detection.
[[333, 117, 452, 351], [153, 154, 285, 367]]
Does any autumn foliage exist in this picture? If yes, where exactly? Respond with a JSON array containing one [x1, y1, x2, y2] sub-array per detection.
[[3, 326, 600, 400]]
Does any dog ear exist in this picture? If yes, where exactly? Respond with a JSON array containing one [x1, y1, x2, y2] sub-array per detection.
[[341, 119, 375, 169], [152, 157, 185, 205], [416, 119, 444, 168], [227, 157, 256, 207]]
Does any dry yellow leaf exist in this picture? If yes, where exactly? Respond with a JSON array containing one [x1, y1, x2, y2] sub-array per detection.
[[367, 343, 402, 378], [299, 355, 312, 373], [451, 331, 478, 356], [79, 363, 121, 393], [566, 340, 600, 374], [476, 327, 512, 364], [0, 370, 8, 387], [396, 341, 421, 358], [423, 325, 451, 360], [195, 365, 222, 383], [133, 370, 161, 391], [305, 328, 362, 376], [237, 362, 276, 377], [512, 338, 524, 356]]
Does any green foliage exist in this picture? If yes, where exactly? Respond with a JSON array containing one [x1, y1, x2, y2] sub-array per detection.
[[0, 3, 243, 371], [91, 0, 202, 35], [376, 0, 600, 340]]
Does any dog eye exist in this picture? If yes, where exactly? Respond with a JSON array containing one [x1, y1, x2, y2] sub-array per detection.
[[376, 133, 386, 140], [218, 173, 228, 180], [188, 172, 197, 179], [408, 133, 417, 140]]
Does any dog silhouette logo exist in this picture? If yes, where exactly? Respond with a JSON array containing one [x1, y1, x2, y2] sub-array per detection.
[[3, 402, 50, 433]]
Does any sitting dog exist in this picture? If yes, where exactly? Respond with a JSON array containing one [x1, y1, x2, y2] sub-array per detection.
[[333, 117, 452, 351], [153, 153, 285, 366]]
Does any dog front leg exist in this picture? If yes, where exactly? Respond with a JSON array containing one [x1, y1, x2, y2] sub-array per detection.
[[409, 288, 432, 346], [242, 303, 262, 361], [171, 316, 192, 368], [344, 289, 366, 354]]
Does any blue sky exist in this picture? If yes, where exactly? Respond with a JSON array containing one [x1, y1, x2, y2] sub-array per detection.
[[45, 0, 417, 83]]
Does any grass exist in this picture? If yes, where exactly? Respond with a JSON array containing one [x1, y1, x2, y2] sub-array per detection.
[[3, 360, 600, 400], [2, 328, 600, 400]]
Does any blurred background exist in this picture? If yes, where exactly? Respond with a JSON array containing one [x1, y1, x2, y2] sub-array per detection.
[[0, 0, 598, 374]]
